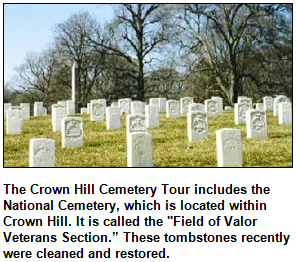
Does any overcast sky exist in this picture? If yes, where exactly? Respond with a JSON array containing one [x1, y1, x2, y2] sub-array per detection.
[[4, 4, 114, 82]]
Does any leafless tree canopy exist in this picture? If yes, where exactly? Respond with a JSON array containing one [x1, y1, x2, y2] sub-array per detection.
[[7, 4, 292, 107]]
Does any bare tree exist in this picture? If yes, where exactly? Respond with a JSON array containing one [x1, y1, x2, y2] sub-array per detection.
[[89, 4, 169, 100]]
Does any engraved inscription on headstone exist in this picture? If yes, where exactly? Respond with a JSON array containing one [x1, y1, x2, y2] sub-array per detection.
[[187, 111, 208, 142], [166, 100, 180, 119], [189, 103, 205, 114], [205, 99, 219, 117], [180, 97, 193, 115], [211, 97, 223, 113], [235, 102, 251, 125], [29, 138, 55, 167], [118, 98, 131, 115], [246, 109, 268, 139], [90, 101, 104, 122], [127, 114, 146, 135], [61, 117, 83, 148]]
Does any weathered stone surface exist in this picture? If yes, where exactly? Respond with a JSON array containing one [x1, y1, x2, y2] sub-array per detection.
[[106, 106, 121, 130], [273, 95, 288, 117], [278, 102, 292, 124], [118, 98, 131, 115], [66, 100, 75, 115], [211, 96, 223, 113], [166, 100, 180, 118], [187, 111, 208, 142], [52, 106, 67, 132], [20, 103, 30, 120], [29, 138, 55, 167], [34, 102, 44, 117], [255, 103, 264, 110], [246, 109, 268, 139], [131, 101, 145, 114], [145, 105, 159, 128], [263, 96, 274, 111], [205, 99, 219, 117], [189, 103, 205, 114], [158, 98, 167, 113], [180, 97, 193, 115], [126, 114, 146, 136], [234, 102, 252, 125], [61, 117, 83, 148], [216, 129, 242, 167], [4, 103, 12, 119], [90, 100, 104, 122], [6, 108, 22, 135], [127, 132, 153, 167]]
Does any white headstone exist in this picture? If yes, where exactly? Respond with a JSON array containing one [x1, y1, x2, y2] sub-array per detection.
[[126, 114, 146, 136], [127, 132, 153, 167], [145, 105, 159, 128], [118, 98, 131, 115], [246, 109, 268, 139], [158, 98, 166, 113], [149, 98, 159, 112], [52, 107, 67, 132], [189, 103, 205, 114], [216, 129, 242, 167], [106, 106, 121, 130], [29, 138, 55, 167], [111, 102, 118, 107], [87, 103, 90, 114], [211, 97, 223, 113], [225, 106, 232, 111], [131, 101, 145, 114], [166, 100, 180, 118], [205, 99, 219, 117], [61, 117, 83, 148], [187, 111, 208, 142], [80, 108, 88, 114], [255, 103, 264, 110], [273, 95, 288, 117], [34, 102, 44, 117], [90, 100, 104, 122], [234, 102, 252, 125], [20, 103, 30, 121], [279, 102, 292, 124], [66, 100, 75, 115], [263, 96, 274, 111], [6, 108, 22, 135], [180, 97, 193, 115], [97, 99, 107, 112], [4, 103, 12, 119]]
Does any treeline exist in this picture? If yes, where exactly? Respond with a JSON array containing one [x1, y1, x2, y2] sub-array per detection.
[[5, 4, 292, 108]]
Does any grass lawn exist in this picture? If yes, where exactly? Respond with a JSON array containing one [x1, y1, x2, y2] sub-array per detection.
[[3, 110, 292, 167]]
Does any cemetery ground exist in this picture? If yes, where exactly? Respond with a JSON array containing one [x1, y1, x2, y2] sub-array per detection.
[[4, 110, 292, 167]]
